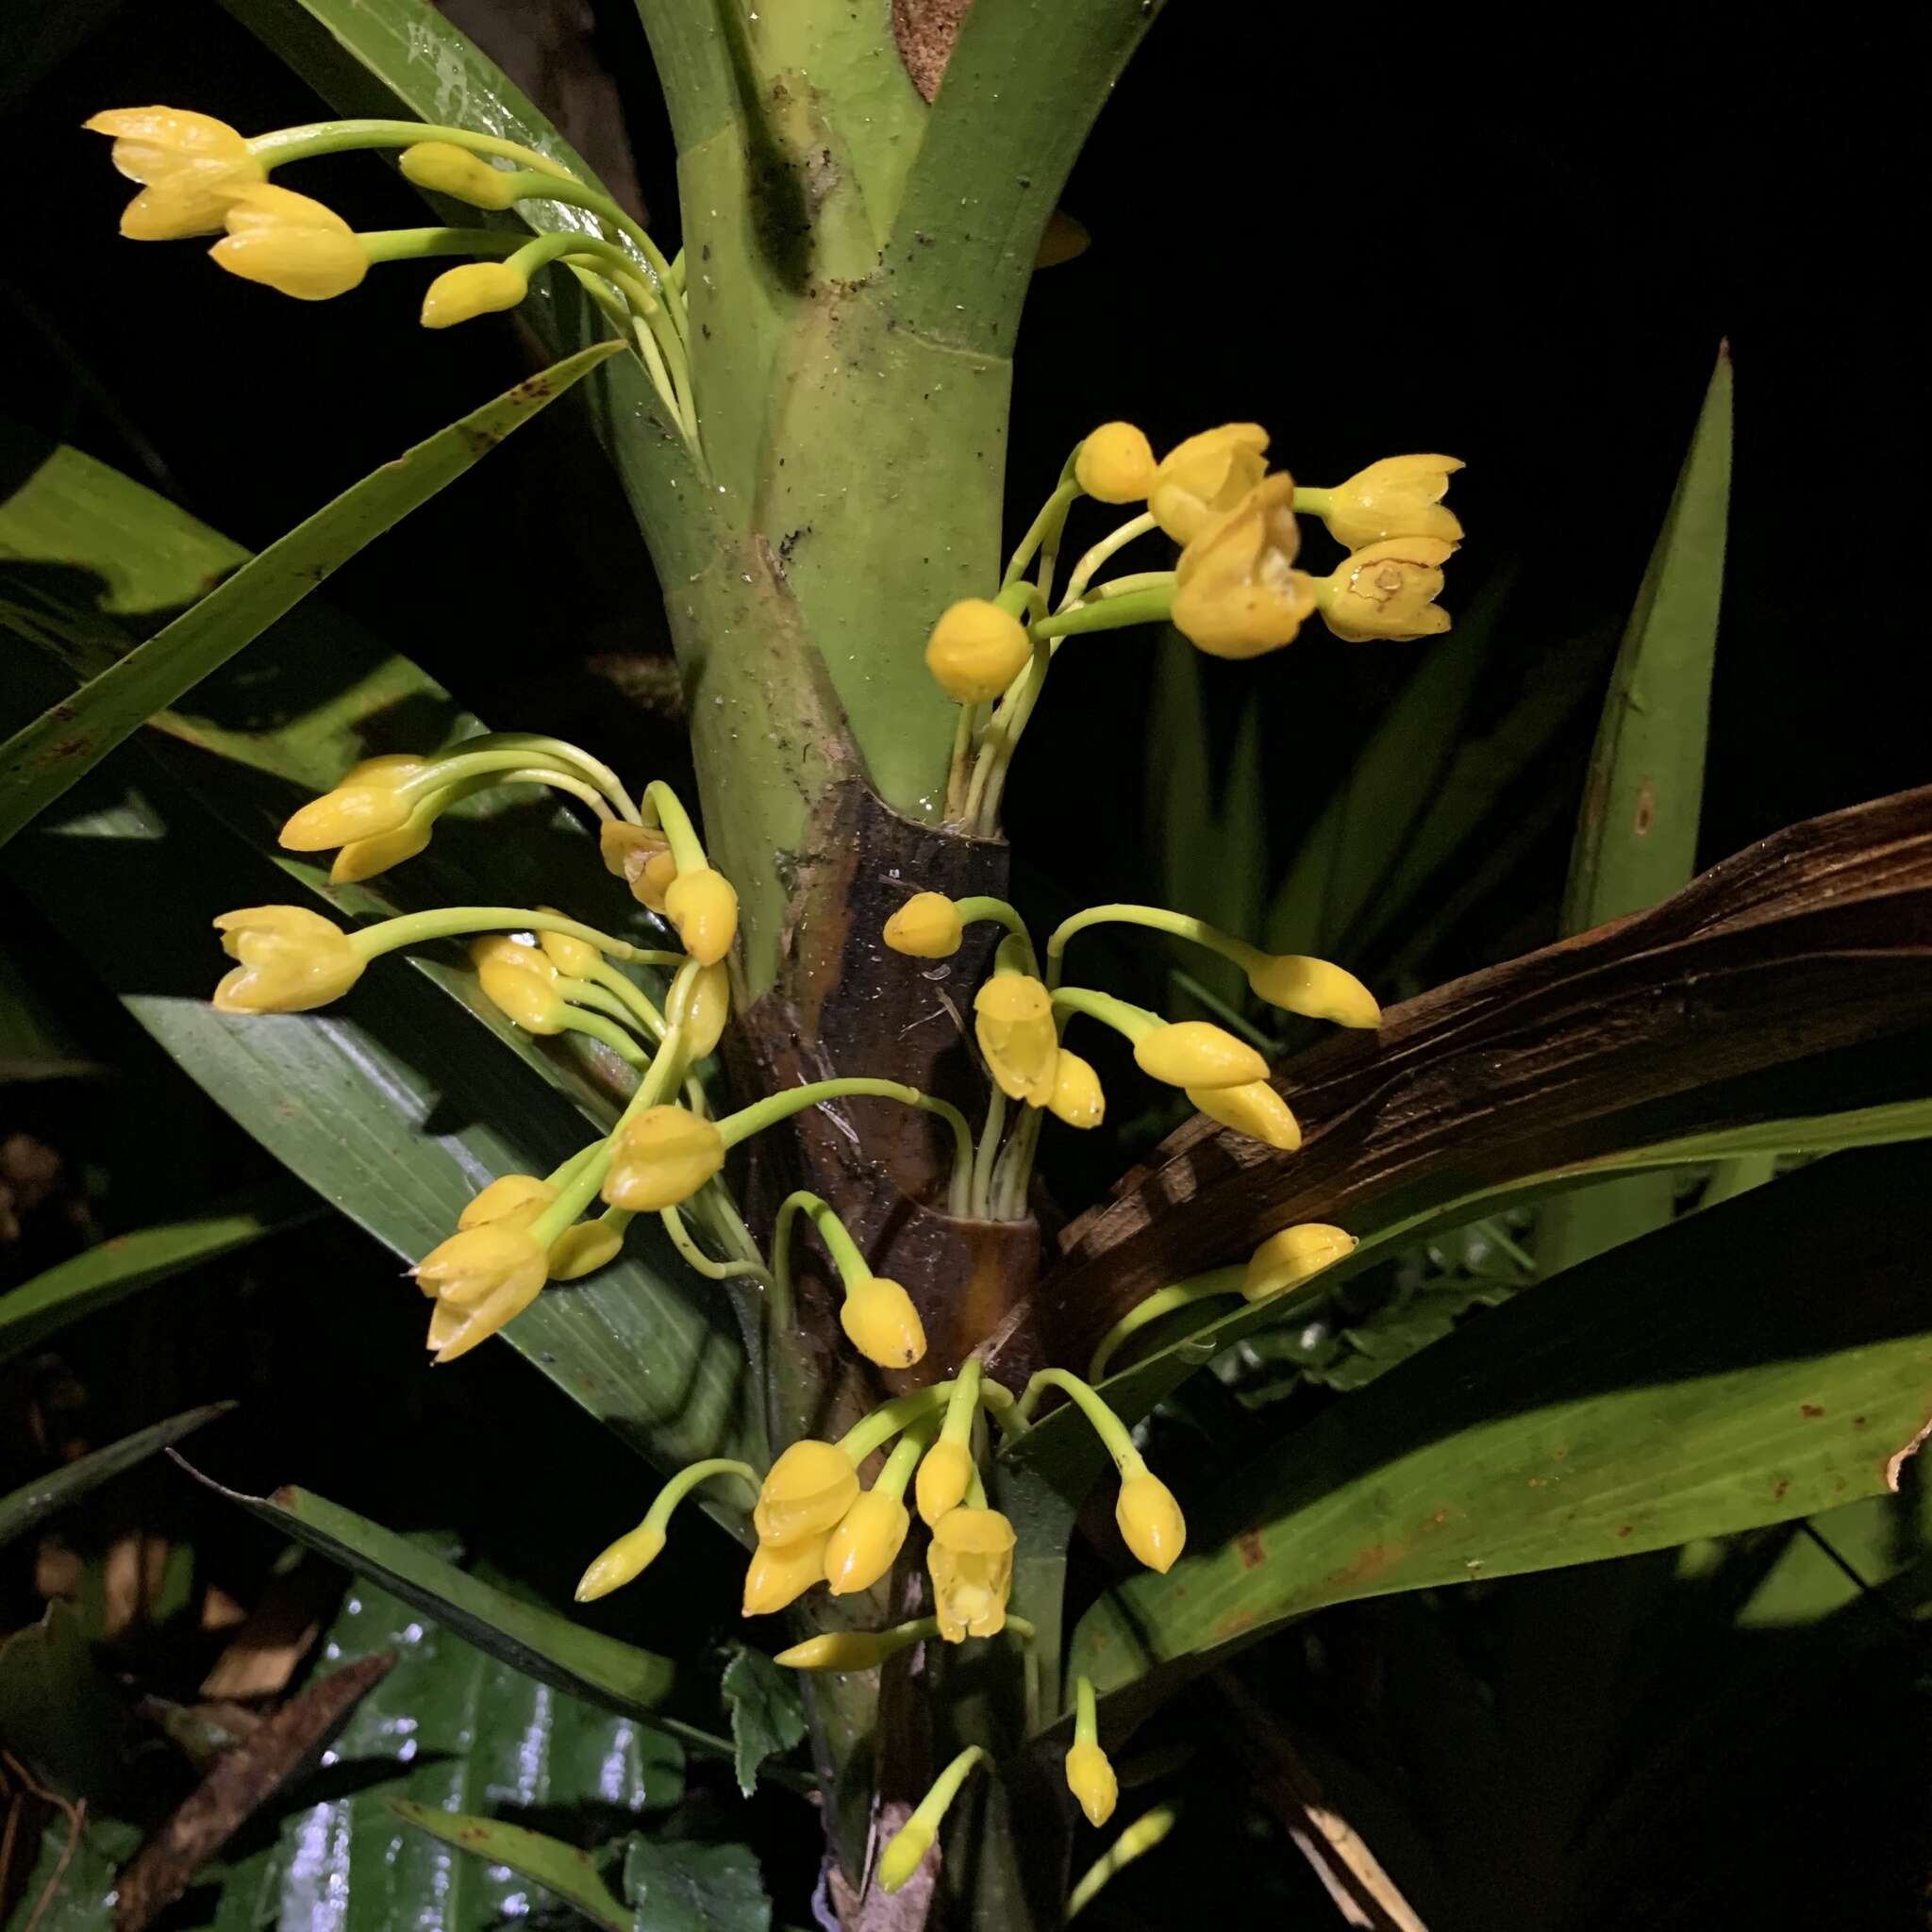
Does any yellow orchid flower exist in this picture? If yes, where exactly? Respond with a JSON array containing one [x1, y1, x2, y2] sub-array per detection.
[[210, 184, 366, 301], [1149, 422, 1269, 543], [210, 906, 363, 1014], [1171, 475, 1317, 659], [85, 107, 265, 240], [1311, 455, 1464, 549], [603, 1106, 726, 1212], [927, 1505, 1017, 1641], [1316, 537, 1457, 642]]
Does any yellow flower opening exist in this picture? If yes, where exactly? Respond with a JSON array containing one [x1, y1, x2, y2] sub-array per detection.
[[924, 599, 1033, 705], [279, 782, 416, 852], [457, 1173, 557, 1231], [741, 1532, 829, 1616], [603, 1106, 726, 1212], [1074, 423, 1158, 504], [973, 974, 1058, 1107], [824, 1487, 911, 1596], [412, 1222, 549, 1363], [840, 1276, 927, 1370], [1187, 1080, 1302, 1152], [1116, 1470, 1186, 1573], [883, 891, 965, 959], [1317, 537, 1457, 642], [398, 141, 519, 210], [420, 260, 530, 330], [1149, 422, 1269, 543], [547, 1217, 625, 1281], [1065, 1741, 1118, 1828], [1243, 1223, 1357, 1302], [663, 866, 739, 966], [1131, 1020, 1269, 1091], [1172, 474, 1317, 659], [1318, 455, 1465, 550], [85, 107, 265, 240], [1244, 953, 1380, 1028], [210, 184, 367, 302], [927, 1506, 1016, 1641], [211, 906, 364, 1014], [915, 1439, 974, 1528], [472, 936, 569, 1035], [754, 1440, 861, 1545], [1046, 1049, 1106, 1129]]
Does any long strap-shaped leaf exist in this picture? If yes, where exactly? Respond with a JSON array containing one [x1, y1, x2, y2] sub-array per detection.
[[1070, 1141, 1932, 1703], [0, 1403, 233, 1547], [0, 341, 619, 849]]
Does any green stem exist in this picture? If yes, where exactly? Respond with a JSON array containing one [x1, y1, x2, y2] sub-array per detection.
[[971, 1086, 1007, 1222], [660, 1206, 764, 1280], [911, 1744, 988, 1830], [585, 962, 672, 1038], [1048, 985, 1160, 1045], [358, 226, 523, 266], [1061, 511, 1159, 608], [1066, 1806, 1180, 1921], [775, 1191, 870, 1291], [1046, 903, 1259, 991], [1074, 1674, 1099, 1748], [641, 780, 708, 871], [1086, 1270, 1245, 1382], [940, 1358, 982, 1450], [560, 1006, 648, 1065], [877, 1422, 931, 1501], [440, 732, 638, 820], [1034, 583, 1175, 641], [1014, 1368, 1140, 1473], [351, 906, 657, 964], [249, 119, 576, 179], [839, 1377, 1014, 1463], [1292, 484, 1335, 517], [642, 1457, 759, 1534], [1002, 478, 1081, 591]]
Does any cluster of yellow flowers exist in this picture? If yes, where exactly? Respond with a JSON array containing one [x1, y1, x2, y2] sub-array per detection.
[[86, 107, 695, 433]]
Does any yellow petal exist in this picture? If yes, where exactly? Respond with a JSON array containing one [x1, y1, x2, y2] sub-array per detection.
[[420, 261, 529, 329], [883, 891, 964, 959], [1075, 423, 1157, 505], [1242, 1224, 1357, 1302], [1132, 1021, 1268, 1091], [924, 599, 1032, 704], [663, 867, 739, 966]]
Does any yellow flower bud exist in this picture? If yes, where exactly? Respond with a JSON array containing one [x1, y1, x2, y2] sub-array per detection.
[[1046, 1049, 1105, 1129], [877, 1819, 933, 1894], [85, 108, 265, 240], [669, 959, 731, 1057], [1075, 423, 1158, 504], [840, 1276, 927, 1369], [547, 1217, 626, 1281], [774, 1631, 898, 1671], [973, 974, 1058, 1107], [883, 891, 964, 959], [472, 936, 569, 1035], [536, 917, 601, 978], [663, 866, 739, 966], [279, 783, 416, 852], [575, 1523, 664, 1602], [457, 1172, 557, 1231], [420, 260, 530, 329], [1064, 1741, 1118, 1827], [210, 184, 367, 301], [915, 1439, 974, 1528], [413, 1222, 549, 1362], [1316, 538, 1457, 643], [741, 1532, 829, 1616], [924, 598, 1032, 704], [1172, 475, 1317, 659], [824, 1487, 911, 1596], [330, 819, 433, 885], [1150, 422, 1269, 543], [599, 821, 675, 911], [398, 141, 519, 210], [1245, 954, 1380, 1028], [603, 1106, 726, 1212], [754, 1440, 860, 1545], [1318, 456, 1464, 549], [1187, 1080, 1302, 1152], [927, 1506, 1016, 1641], [1242, 1224, 1357, 1302], [1132, 1021, 1268, 1091], [211, 905, 364, 1013], [1116, 1471, 1186, 1574]]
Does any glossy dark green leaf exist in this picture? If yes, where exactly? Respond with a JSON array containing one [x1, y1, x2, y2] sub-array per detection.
[[188, 1567, 686, 1932], [175, 1470, 740, 1757], [622, 1838, 772, 1932], [1543, 348, 1732, 1273], [0, 1404, 234, 1547], [718, 1645, 807, 1799], [0, 343, 620, 849], [386, 1801, 629, 1931], [0, 446, 763, 1475], [1070, 1144, 1932, 1696], [0, 1190, 317, 1364]]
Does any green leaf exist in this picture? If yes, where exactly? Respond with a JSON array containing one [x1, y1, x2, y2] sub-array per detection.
[[0, 1403, 234, 1547], [1070, 1144, 1932, 1696], [622, 1839, 772, 1932], [0, 1188, 318, 1365], [192, 1565, 686, 1932], [0, 343, 620, 850], [175, 1470, 741, 1755], [1, 448, 763, 1475], [719, 1644, 807, 1798], [1543, 347, 1732, 1273], [0, 943, 107, 1080], [386, 1801, 630, 1932]]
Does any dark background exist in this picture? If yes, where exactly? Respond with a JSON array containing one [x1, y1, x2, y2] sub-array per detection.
[[4, 5, 1930, 1926]]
